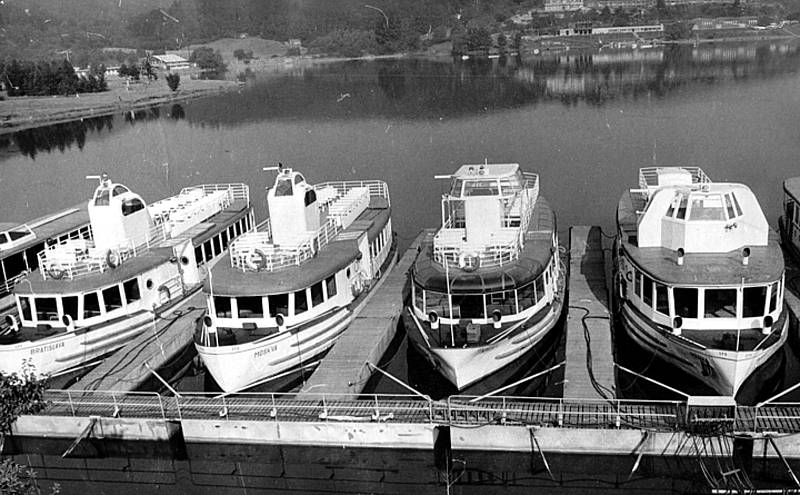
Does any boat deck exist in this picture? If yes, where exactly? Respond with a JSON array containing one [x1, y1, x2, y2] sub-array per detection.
[[563, 226, 616, 400], [294, 232, 423, 399]]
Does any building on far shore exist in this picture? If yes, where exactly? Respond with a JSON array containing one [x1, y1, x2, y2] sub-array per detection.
[[151, 54, 191, 71]]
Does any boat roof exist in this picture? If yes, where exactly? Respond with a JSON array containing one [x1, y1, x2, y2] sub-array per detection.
[[0, 204, 89, 257], [412, 196, 555, 293], [618, 191, 783, 285], [452, 163, 519, 179], [784, 177, 800, 201], [206, 201, 390, 296]]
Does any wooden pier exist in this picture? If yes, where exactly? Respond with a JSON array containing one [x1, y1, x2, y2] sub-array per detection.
[[296, 232, 427, 399], [563, 226, 616, 399], [71, 291, 205, 392]]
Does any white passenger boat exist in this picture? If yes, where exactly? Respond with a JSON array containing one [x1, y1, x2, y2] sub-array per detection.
[[404, 163, 565, 390], [779, 177, 800, 261], [615, 167, 787, 397], [195, 166, 395, 393], [0, 173, 253, 378], [0, 206, 91, 314]]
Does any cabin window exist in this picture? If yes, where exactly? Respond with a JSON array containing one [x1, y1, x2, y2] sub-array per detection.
[[275, 178, 293, 196], [704, 289, 737, 318], [19, 297, 31, 320], [304, 190, 316, 207], [214, 296, 232, 318], [451, 179, 464, 196], [689, 194, 725, 221], [724, 194, 736, 219], [123, 279, 141, 303], [642, 276, 653, 307], [203, 240, 213, 261], [4, 252, 26, 280], [112, 186, 129, 196], [35, 297, 58, 321], [426, 291, 449, 318], [731, 193, 743, 217], [83, 292, 101, 318], [294, 289, 308, 315], [742, 286, 767, 318], [666, 198, 676, 217], [94, 190, 110, 206], [674, 288, 698, 318], [228, 226, 235, 242], [676, 196, 688, 220], [634, 269, 642, 298], [655, 283, 669, 315], [237, 296, 263, 318], [769, 282, 779, 313], [787, 200, 795, 224], [452, 294, 484, 319], [518, 283, 536, 310], [499, 178, 519, 196], [195, 246, 203, 264], [311, 282, 324, 307], [121, 199, 145, 216], [535, 275, 546, 302], [326, 275, 337, 299], [463, 180, 499, 196], [269, 294, 289, 318], [488, 290, 516, 316], [0, 234, 6, 246], [413, 284, 423, 310], [295, 174, 305, 185], [221, 231, 229, 250], [213, 235, 222, 257], [63, 296, 79, 321], [102, 285, 124, 312]]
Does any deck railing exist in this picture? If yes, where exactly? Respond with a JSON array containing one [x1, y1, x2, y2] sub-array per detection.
[[433, 174, 541, 270], [638, 167, 711, 190]]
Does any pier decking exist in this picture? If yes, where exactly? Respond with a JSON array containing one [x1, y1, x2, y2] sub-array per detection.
[[71, 291, 205, 392], [296, 232, 427, 399], [563, 226, 616, 399]]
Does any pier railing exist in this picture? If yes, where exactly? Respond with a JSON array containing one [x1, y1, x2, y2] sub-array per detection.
[[40, 390, 800, 434]]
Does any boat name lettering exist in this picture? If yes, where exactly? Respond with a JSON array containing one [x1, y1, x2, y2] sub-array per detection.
[[30, 342, 65, 355], [254, 345, 278, 358]]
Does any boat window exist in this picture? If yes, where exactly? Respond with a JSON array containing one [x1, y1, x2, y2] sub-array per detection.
[[787, 199, 795, 224], [450, 179, 464, 197], [326, 275, 337, 299], [275, 178, 293, 196], [0, 233, 6, 245], [769, 281, 779, 313], [203, 240, 213, 261], [463, 180, 499, 197], [731, 193, 743, 217], [535, 275, 546, 302], [488, 290, 516, 316], [213, 235, 222, 257], [310, 282, 324, 307], [724, 194, 736, 219], [689, 194, 725, 221], [743, 286, 767, 318], [35, 297, 58, 321], [413, 284, 423, 310], [121, 199, 145, 216], [3, 252, 26, 280], [112, 186, 129, 196], [304, 190, 316, 207], [269, 293, 289, 317], [294, 289, 308, 315], [518, 283, 536, 310], [294, 174, 305, 185], [123, 279, 141, 303], [102, 285, 123, 312], [237, 296, 263, 318], [8, 230, 30, 241], [221, 231, 229, 250], [634, 269, 641, 298], [19, 297, 32, 320], [642, 276, 653, 307], [425, 291, 449, 318], [83, 292, 102, 318], [674, 288, 698, 318], [195, 245, 203, 265], [655, 283, 668, 315], [704, 289, 737, 318], [63, 296, 79, 321], [666, 195, 677, 217], [452, 294, 484, 319], [499, 178, 519, 196], [676, 196, 688, 220], [214, 296, 232, 318], [94, 189, 110, 206]]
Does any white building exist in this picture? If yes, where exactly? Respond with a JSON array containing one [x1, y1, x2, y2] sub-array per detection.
[[151, 54, 191, 71]]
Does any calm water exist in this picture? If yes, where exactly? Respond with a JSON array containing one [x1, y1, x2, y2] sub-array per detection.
[[4, 41, 800, 493]]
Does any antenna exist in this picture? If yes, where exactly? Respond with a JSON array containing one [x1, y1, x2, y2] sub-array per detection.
[[433, 175, 453, 180], [263, 162, 283, 173]]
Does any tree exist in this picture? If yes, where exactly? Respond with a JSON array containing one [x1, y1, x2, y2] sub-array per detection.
[[166, 72, 180, 91], [189, 46, 226, 73], [664, 21, 691, 40]]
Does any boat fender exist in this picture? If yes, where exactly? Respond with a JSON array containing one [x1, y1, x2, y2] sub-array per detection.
[[47, 265, 66, 280], [4, 314, 19, 333], [351, 277, 363, 297], [619, 277, 627, 300], [458, 252, 480, 272], [247, 249, 268, 271], [106, 249, 120, 269], [158, 285, 171, 305]]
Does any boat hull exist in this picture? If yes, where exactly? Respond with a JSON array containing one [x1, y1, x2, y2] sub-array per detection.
[[619, 301, 787, 397]]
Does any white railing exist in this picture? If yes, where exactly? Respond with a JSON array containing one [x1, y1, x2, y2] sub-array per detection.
[[180, 183, 250, 204], [229, 181, 389, 273], [433, 175, 539, 270], [638, 167, 711, 189]]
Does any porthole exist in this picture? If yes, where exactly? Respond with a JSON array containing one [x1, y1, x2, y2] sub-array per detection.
[[146, 279, 154, 290]]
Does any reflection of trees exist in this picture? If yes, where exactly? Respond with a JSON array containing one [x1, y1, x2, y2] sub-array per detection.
[[7, 115, 114, 160], [170, 104, 186, 120], [377, 66, 406, 100]]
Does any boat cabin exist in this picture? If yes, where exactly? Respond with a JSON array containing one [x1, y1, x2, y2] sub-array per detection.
[[782, 177, 800, 256], [618, 167, 785, 352]]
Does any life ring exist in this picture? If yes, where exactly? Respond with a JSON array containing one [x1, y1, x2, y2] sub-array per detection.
[[158, 285, 171, 305], [458, 252, 480, 272], [246, 249, 268, 271], [106, 249, 120, 269], [47, 265, 66, 280], [351, 277, 363, 297]]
